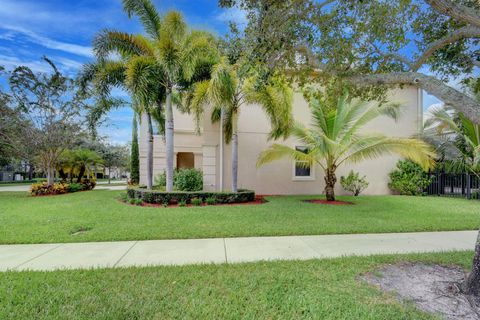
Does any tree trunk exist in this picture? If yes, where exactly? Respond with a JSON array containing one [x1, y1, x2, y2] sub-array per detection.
[[28, 164, 33, 180], [130, 114, 140, 184], [77, 165, 85, 183], [108, 166, 111, 184], [58, 168, 67, 181], [464, 231, 480, 296], [165, 88, 175, 192], [348, 72, 480, 124], [231, 114, 238, 193], [146, 112, 154, 190], [47, 166, 55, 186], [324, 167, 337, 201]]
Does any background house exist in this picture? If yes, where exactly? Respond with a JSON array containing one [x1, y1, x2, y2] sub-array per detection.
[[139, 87, 423, 195]]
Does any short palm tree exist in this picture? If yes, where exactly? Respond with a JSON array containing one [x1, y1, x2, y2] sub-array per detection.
[[58, 149, 103, 183], [186, 58, 293, 192], [257, 93, 435, 201], [424, 105, 480, 174]]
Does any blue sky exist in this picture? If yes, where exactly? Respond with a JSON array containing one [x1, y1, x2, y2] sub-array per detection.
[[0, 0, 246, 144], [0, 0, 440, 144]]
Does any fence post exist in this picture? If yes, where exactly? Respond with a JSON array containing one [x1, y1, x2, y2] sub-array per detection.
[[466, 173, 471, 199]]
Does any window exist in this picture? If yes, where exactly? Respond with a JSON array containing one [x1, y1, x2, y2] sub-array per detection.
[[294, 146, 313, 179]]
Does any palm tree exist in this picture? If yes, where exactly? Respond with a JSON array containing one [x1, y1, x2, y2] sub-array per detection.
[[78, 55, 163, 190], [257, 93, 435, 201], [58, 149, 103, 182], [424, 105, 479, 174], [98, 0, 218, 191], [186, 58, 293, 192]]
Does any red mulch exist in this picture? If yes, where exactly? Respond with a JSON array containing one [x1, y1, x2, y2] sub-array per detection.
[[304, 199, 354, 205], [124, 196, 267, 208]]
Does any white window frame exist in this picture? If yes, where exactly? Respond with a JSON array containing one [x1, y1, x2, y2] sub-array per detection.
[[292, 146, 315, 181]]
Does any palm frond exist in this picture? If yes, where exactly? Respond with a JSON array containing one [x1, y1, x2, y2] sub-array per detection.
[[93, 30, 154, 59], [244, 76, 293, 140], [187, 80, 210, 133], [257, 144, 317, 168], [342, 134, 436, 170], [122, 0, 161, 39]]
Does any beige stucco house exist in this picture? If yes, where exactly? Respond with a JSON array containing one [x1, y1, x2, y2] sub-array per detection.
[[139, 87, 423, 195]]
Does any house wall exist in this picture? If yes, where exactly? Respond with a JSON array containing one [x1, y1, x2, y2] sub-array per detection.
[[139, 87, 422, 195]]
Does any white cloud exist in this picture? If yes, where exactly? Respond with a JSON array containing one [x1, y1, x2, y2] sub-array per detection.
[[216, 7, 248, 26], [1, 25, 93, 58]]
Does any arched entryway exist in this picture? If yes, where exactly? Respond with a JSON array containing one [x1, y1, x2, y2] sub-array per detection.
[[176, 152, 195, 169]]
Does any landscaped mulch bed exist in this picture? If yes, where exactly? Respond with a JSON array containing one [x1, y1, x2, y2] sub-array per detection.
[[123, 196, 267, 208]]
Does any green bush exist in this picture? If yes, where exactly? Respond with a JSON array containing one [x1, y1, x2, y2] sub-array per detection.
[[388, 160, 432, 195], [67, 183, 82, 193], [127, 188, 255, 205], [205, 196, 217, 205], [175, 169, 203, 191], [154, 169, 203, 192], [178, 200, 187, 207], [191, 198, 203, 206], [340, 171, 369, 196], [154, 171, 167, 188]]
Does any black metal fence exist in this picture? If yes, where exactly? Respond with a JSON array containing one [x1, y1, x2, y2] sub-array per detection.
[[425, 172, 480, 200]]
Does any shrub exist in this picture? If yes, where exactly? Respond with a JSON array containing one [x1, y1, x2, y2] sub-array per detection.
[[127, 189, 255, 205], [79, 179, 96, 191], [154, 169, 203, 192], [388, 160, 432, 196], [31, 179, 96, 196], [67, 183, 82, 193], [340, 171, 369, 196], [191, 198, 203, 206], [154, 171, 167, 188], [178, 200, 187, 207], [174, 169, 203, 191], [205, 196, 217, 205]]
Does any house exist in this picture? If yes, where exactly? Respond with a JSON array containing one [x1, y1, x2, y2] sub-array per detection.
[[139, 87, 423, 195]]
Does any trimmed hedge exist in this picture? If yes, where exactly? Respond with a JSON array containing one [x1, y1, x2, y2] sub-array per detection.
[[127, 188, 255, 205]]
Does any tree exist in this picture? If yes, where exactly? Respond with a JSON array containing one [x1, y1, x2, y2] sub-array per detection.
[[58, 148, 103, 182], [5, 58, 83, 185], [115, 0, 219, 191], [98, 144, 129, 184], [424, 84, 480, 174], [257, 93, 435, 201], [186, 57, 292, 192], [220, 0, 480, 123], [130, 114, 140, 184], [78, 56, 160, 190]]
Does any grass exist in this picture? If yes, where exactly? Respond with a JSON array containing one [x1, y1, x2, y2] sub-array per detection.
[[0, 251, 473, 319], [0, 190, 479, 244]]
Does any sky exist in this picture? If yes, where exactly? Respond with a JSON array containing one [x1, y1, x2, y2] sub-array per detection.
[[0, 0, 442, 145], [0, 0, 247, 144]]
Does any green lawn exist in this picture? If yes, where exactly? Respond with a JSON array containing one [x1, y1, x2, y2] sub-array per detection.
[[0, 251, 473, 319], [0, 190, 479, 244]]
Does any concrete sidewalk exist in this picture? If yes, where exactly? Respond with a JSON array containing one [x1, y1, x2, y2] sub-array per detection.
[[1, 231, 477, 272]]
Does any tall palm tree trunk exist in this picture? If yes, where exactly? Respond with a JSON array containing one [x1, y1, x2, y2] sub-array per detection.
[[324, 167, 336, 201], [165, 88, 174, 192], [231, 114, 238, 193], [146, 112, 154, 190], [464, 231, 480, 295]]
